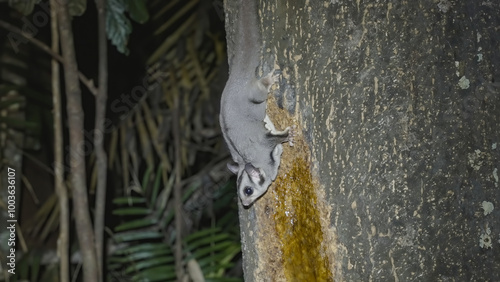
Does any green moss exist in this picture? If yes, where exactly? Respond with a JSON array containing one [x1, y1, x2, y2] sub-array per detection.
[[274, 158, 332, 281]]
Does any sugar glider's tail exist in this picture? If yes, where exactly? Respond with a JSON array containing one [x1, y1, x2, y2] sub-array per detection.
[[230, 0, 261, 75]]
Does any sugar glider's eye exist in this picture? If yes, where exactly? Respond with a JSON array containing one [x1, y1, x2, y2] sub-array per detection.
[[244, 186, 253, 196]]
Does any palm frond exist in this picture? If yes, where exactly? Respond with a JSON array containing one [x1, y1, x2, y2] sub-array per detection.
[[109, 173, 240, 281]]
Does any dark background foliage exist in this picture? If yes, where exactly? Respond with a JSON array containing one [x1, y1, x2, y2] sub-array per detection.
[[0, 0, 241, 281]]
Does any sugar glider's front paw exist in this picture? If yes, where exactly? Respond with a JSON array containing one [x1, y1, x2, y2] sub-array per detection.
[[259, 70, 279, 92], [263, 114, 277, 132]]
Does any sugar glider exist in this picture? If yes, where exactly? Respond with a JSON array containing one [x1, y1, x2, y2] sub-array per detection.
[[219, 0, 292, 207]]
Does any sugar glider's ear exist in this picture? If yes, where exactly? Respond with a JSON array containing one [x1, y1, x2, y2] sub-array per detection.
[[244, 163, 263, 183], [227, 162, 239, 174]]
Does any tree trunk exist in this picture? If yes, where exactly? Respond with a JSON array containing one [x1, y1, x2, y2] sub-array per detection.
[[230, 0, 500, 281]]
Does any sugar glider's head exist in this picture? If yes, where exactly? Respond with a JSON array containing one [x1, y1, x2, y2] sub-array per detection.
[[237, 163, 272, 207], [228, 162, 272, 207]]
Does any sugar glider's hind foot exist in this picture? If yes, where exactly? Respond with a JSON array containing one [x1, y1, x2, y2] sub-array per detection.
[[259, 70, 279, 92], [287, 125, 297, 147], [278, 125, 296, 147], [263, 115, 296, 146]]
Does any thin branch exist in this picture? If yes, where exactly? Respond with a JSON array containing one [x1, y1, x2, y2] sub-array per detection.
[[0, 19, 98, 96], [93, 0, 108, 280], [171, 72, 185, 280], [50, 1, 70, 281], [55, 1, 99, 281]]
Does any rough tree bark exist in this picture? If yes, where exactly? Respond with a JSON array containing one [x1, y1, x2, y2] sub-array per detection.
[[228, 0, 500, 281]]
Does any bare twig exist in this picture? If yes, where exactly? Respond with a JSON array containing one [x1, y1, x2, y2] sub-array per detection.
[[0, 19, 98, 96], [50, 1, 69, 281], [171, 72, 185, 280], [55, 1, 99, 281], [93, 0, 108, 279]]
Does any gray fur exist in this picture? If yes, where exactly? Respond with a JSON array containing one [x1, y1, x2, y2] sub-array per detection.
[[219, 0, 291, 207]]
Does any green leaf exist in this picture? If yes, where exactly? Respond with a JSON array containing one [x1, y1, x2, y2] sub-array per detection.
[[124, 248, 171, 261], [19, 256, 29, 280], [126, 0, 149, 24], [0, 97, 23, 109], [149, 165, 163, 204], [114, 217, 158, 232], [114, 231, 163, 242], [191, 241, 234, 259], [124, 256, 174, 273], [113, 196, 147, 205], [184, 233, 230, 252], [197, 245, 240, 267], [182, 181, 202, 202], [8, 0, 37, 15], [68, 0, 87, 16], [113, 243, 169, 255], [141, 165, 153, 191], [112, 207, 151, 216], [0, 117, 39, 131], [184, 228, 221, 243], [30, 253, 41, 282], [132, 265, 176, 282], [106, 0, 132, 55]]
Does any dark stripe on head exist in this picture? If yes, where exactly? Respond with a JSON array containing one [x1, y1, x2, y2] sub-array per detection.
[[249, 98, 263, 104], [237, 172, 243, 188]]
